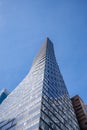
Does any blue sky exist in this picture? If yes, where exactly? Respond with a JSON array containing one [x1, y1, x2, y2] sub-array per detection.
[[0, 0, 87, 102]]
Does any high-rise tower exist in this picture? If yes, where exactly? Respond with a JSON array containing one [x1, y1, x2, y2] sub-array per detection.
[[0, 38, 79, 130]]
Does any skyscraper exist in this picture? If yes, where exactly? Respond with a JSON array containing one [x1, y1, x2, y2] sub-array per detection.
[[0, 38, 80, 130]]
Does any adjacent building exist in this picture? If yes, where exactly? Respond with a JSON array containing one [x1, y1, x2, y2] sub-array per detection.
[[0, 38, 80, 130], [0, 89, 9, 104], [71, 95, 87, 130], [85, 105, 87, 113]]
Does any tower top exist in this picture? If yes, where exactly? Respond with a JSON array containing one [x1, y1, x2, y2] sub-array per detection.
[[46, 37, 50, 41], [45, 37, 53, 45], [32, 37, 53, 66]]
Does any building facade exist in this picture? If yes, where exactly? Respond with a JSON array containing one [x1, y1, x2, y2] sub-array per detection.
[[0, 89, 9, 104], [0, 38, 80, 130], [71, 95, 87, 130], [85, 105, 87, 113]]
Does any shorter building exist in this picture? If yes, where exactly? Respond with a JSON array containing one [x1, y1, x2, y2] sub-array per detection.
[[85, 105, 87, 113], [0, 89, 9, 104], [71, 95, 87, 130]]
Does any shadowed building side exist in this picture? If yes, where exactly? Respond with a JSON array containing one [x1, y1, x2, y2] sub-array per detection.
[[0, 89, 9, 104]]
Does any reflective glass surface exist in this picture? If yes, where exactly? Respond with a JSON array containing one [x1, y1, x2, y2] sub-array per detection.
[[0, 38, 80, 130]]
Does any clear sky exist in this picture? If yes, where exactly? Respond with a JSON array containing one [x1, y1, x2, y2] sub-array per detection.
[[0, 0, 87, 103]]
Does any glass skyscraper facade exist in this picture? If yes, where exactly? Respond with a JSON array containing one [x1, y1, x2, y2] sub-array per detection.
[[0, 38, 80, 130]]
